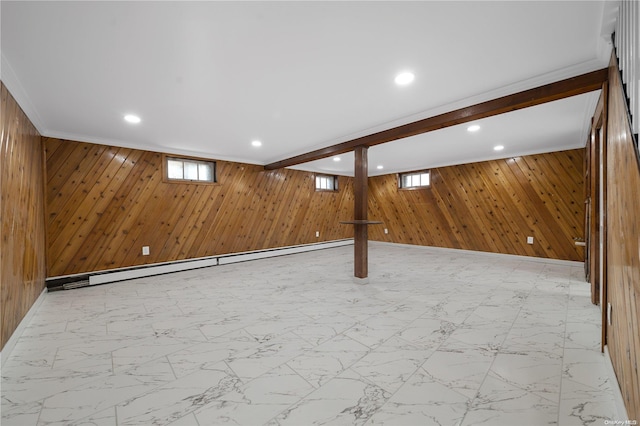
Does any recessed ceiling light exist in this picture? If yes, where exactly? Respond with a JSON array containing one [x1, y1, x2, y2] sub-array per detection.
[[376, 165, 384, 170], [124, 114, 141, 124], [251, 140, 262, 147], [395, 72, 415, 86], [494, 145, 505, 151], [333, 157, 341, 162], [467, 124, 480, 132]]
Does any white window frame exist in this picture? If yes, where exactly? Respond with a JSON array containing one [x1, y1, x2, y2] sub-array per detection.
[[165, 156, 216, 184], [399, 170, 430, 189], [315, 174, 338, 191]]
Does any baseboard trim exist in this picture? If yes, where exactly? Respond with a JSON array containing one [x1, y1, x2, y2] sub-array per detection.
[[46, 239, 354, 289], [1, 288, 47, 366], [370, 241, 584, 268], [89, 256, 220, 286], [217, 239, 353, 265]]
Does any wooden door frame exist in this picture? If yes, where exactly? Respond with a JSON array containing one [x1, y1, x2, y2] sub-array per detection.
[[587, 83, 608, 351]]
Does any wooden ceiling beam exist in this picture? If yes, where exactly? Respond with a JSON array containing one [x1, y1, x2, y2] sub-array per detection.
[[264, 68, 608, 170]]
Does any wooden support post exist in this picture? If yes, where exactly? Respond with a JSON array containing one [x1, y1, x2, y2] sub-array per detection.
[[339, 146, 381, 280], [354, 146, 368, 279]]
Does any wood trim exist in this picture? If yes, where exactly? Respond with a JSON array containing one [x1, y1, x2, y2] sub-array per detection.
[[600, 82, 609, 352], [42, 134, 50, 278], [265, 69, 609, 170], [354, 146, 368, 278], [354, 147, 368, 221], [589, 106, 601, 305]]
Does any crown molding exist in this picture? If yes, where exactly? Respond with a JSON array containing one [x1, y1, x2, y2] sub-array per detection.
[[1, 52, 47, 134]]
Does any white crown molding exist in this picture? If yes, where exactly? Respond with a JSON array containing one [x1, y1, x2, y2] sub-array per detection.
[[0, 52, 47, 134], [275, 58, 611, 163], [366, 144, 587, 178], [580, 89, 603, 148], [7, 48, 606, 174], [42, 129, 265, 167], [600, 0, 620, 40], [45, 58, 603, 176], [597, 0, 618, 63]]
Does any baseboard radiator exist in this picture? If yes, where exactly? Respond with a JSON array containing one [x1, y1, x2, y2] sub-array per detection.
[[47, 239, 354, 291]]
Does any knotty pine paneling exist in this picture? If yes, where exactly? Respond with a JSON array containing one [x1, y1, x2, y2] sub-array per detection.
[[605, 56, 640, 420], [368, 150, 585, 261], [0, 82, 47, 350], [44, 138, 354, 277]]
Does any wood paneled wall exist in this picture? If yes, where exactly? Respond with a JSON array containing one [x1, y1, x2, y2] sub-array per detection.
[[368, 150, 585, 261], [45, 138, 354, 277], [0, 82, 47, 350], [606, 56, 640, 420]]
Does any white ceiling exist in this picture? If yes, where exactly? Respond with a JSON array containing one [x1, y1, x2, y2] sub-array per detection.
[[1, 1, 614, 176]]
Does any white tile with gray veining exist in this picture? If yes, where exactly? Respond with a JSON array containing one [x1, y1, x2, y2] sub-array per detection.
[[1, 243, 618, 425]]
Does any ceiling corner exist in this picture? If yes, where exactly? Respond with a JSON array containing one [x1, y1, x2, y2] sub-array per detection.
[[1, 52, 48, 135]]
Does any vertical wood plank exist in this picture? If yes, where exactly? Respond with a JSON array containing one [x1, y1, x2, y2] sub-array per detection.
[[605, 54, 640, 420], [0, 82, 46, 350]]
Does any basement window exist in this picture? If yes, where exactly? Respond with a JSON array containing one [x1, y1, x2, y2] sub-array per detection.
[[399, 170, 430, 189], [315, 174, 338, 191], [165, 156, 216, 183]]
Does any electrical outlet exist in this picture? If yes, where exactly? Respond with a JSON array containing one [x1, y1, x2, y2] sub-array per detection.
[[315, 231, 319, 238], [384, 228, 388, 234], [142, 246, 150, 255], [527, 236, 534, 244]]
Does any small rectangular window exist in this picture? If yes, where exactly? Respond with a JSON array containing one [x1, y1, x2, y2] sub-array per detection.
[[315, 174, 338, 191], [399, 170, 430, 189], [165, 156, 216, 183]]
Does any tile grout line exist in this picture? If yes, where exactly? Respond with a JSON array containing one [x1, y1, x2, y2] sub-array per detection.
[[1, 245, 614, 426], [456, 264, 544, 426], [557, 267, 571, 426]]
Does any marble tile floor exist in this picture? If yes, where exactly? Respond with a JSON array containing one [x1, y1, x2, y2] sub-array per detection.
[[1, 242, 619, 425]]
